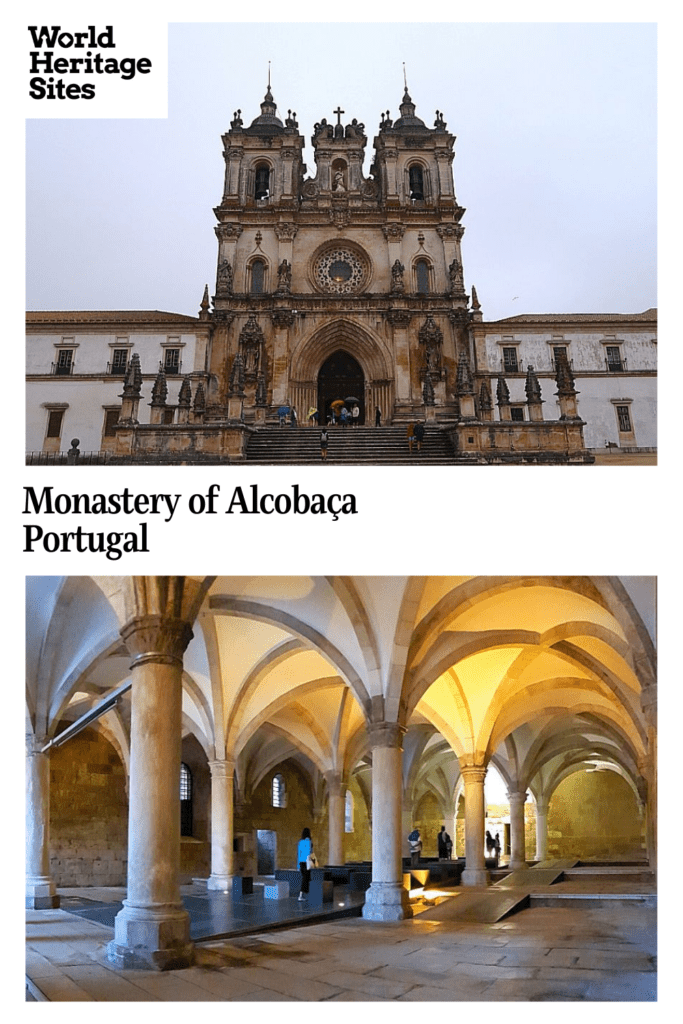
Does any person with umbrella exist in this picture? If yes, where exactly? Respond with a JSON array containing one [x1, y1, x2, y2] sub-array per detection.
[[330, 398, 345, 425], [278, 403, 290, 428], [345, 397, 360, 427], [340, 406, 349, 427], [307, 407, 318, 426]]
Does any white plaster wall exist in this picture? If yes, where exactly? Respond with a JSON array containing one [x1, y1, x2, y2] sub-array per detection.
[[492, 373, 656, 448], [27, 330, 200, 376], [483, 328, 656, 375], [26, 376, 187, 452]]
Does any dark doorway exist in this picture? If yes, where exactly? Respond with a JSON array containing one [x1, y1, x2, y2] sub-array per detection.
[[317, 350, 365, 425], [257, 829, 277, 874]]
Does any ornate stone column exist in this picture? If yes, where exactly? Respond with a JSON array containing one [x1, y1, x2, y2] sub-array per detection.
[[460, 764, 489, 886], [508, 789, 528, 870], [326, 771, 345, 865], [26, 734, 59, 909], [362, 722, 413, 921], [207, 758, 235, 891], [386, 310, 413, 406], [535, 799, 549, 862], [108, 606, 195, 970]]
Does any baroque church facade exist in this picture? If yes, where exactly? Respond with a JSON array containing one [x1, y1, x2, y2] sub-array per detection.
[[26, 86, 657, 463]]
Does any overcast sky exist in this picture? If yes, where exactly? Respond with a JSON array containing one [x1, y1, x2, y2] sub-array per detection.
[[25, 22, 656, 321]]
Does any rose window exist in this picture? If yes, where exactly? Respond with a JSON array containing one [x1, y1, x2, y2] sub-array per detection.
[[314, 247, 368, 294]]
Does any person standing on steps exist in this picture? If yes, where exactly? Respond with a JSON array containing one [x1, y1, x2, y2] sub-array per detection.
[[414, 420, 425, 452], [375, 406, 382, 427], [352, 404, 360, 427], [290, 406, 298, 428], [320, 428, 329, 461], [406, 421, 415, 454]]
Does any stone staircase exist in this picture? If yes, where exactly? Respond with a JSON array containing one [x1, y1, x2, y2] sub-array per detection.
[[244, 425, 462, 465]]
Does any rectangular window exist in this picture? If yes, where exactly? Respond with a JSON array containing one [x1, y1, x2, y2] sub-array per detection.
[[164, 348, 180, 373], [553, 346, 568, 368], [503, 347, 519, 373], [111, 349, 128, 374], [616, 405, 632, 432], [55, 350, 73, 375], [606, 346, 623, 371], [510, 406, 525, 422], [103, 409, 121, 438], [46, 409, 64, 438]]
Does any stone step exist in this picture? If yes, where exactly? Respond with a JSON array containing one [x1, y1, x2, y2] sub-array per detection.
[[244, 426, 464, 465]]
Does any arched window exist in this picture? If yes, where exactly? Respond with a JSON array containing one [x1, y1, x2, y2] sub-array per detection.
[[345, 790, 354, 832], [180, 762, 193, 837], [409, 164, 425, 201], [272, 773, 286, 808], [255, 163, 270, 200], [415, 258, 430, 295], [250, 259, 266, 294]]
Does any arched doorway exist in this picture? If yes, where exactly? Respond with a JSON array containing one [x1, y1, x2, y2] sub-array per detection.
[[317, 350, 365, 424]]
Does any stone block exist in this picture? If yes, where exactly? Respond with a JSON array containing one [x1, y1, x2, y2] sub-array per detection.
[[232, 875, 253, 898], [308, 879, 333, 905], [263, 880, 289, 900]]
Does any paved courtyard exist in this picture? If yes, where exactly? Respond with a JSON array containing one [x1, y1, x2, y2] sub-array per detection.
[[27, 895, 656, 1001]]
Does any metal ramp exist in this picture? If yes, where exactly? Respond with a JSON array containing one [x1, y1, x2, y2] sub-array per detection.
[[417, 859, 579, 924]]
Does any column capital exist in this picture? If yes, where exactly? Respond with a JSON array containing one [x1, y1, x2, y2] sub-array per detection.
[[507, 788, 528, 804], [325, 770, 344, 797], [459, 762, 487, 784], [368, 721, 405, 749], [121, 614, 194, 667], [209, 758, 235, 779], [26, 734, 47, 756]]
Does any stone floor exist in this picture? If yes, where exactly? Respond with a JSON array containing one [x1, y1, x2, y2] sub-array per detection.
[[26, 882, 657, 1002]]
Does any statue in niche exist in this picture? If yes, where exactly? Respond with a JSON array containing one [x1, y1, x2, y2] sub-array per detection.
[[390, 259, 405, 295], [276, 259, 292, 293], [333, 170, 346, 192], [216, 258, 234, 295], [448, 258, 464, 294]]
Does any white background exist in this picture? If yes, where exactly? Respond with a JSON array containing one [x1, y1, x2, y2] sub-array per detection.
[[10, 1, 678, 1019]]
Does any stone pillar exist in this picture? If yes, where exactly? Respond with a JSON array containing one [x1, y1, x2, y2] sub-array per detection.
[[108, 612, 194, 970], [26, 735, 59, 909], [386, 310, 413, 406], [363, 722, 413, 921], [508, 789, 528, 869], [535, 799, 549, 862], [326, 771, 345, 865], [641, 683, 657, 871], [460, 764, 489, 886], [207, 758, 235, 891]]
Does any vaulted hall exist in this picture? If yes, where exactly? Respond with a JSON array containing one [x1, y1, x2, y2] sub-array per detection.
[[26, 576, 656, 1001]]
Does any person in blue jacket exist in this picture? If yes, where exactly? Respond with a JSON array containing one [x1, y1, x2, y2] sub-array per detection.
[[297, 827, 314, 901]]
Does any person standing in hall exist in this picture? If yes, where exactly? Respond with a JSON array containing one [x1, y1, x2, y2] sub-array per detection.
[[408, 827, 422, 869], [297, 827, 314, 901]]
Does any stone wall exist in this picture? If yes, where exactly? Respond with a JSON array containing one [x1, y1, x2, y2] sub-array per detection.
[[548, 771, 645, 861], [179, 735, 211, 882], [49, 727, 128, 886], [235, 761, 314, 871], [414, 791, 444, 857], [342, 776, 372, 862]]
